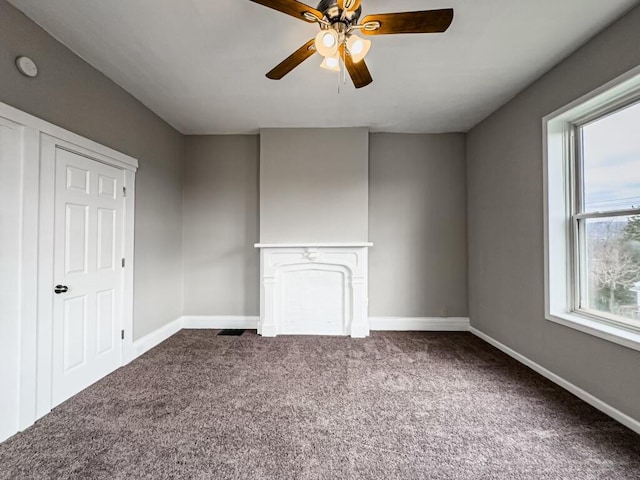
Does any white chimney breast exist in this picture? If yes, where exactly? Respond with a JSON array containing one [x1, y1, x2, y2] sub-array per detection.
[[257, 127, 370, 337]]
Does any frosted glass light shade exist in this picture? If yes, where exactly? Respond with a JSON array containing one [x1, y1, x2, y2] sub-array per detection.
[[315, 30, 339, 57], [320, 54, 341, 72], [346, 35, 371, 63]]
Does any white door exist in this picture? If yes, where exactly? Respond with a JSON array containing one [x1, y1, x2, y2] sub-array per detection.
[[52, 147, 124, 406]]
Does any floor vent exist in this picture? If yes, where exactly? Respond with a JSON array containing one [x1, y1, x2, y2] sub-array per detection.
[[218, 329, 245, 336]]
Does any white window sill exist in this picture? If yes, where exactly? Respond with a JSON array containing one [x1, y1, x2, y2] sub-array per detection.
[[547, 312, 640, 352]]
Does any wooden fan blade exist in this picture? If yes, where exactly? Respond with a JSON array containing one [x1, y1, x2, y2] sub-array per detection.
[[249, 0, 322, 23], [340, 45, 372, 89], [361, 9, 454, 35], [266, 39, 316, 80]]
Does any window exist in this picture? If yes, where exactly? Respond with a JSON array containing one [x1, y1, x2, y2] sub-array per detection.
[[544, 67, 640, 351], [574, 102, 640, 329]]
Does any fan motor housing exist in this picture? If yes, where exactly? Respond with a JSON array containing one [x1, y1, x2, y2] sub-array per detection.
[[316, 0, 362, 27]]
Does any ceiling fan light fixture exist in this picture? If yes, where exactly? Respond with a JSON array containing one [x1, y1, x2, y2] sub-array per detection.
[[320, 53, 341, 72], [346, 34, 371, 63], [251, 0, 454, 89], [315, 29, 339, 57]]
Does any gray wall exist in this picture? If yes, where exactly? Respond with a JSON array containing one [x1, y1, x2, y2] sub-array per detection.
[[369, 133, 467, 318], [260, 128, 369, 243], [466, 5, 640, 421], [182, 131, 468, 319], [0, 0, 184, 340], [183, 135, 259, 315]]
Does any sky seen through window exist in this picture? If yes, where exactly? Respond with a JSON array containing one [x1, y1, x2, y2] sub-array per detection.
[[582, 101, 640, 213]]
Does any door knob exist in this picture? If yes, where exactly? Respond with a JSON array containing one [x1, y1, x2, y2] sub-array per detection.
[[54, 285, 69, 294]]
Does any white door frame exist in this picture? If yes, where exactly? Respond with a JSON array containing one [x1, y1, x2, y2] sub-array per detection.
[[0, 101, 138, 434]]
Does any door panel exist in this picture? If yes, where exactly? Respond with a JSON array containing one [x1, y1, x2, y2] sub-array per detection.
[[98, 174, 116, 199], [96, 289, 115, 355], [52, 148, 124, 406], [64, 204, 88, 275], [63, 295, 87, 371], [65, 165, 89, 194], [97, 208, 116, 270]]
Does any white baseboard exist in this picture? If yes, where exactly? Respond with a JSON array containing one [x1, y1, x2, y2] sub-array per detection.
[[469, 326, 640, 435], [182, 315, 259, 329], [369, 317, 470, 331], [128, 316, 259, 362], [130, 317, 183, 361]]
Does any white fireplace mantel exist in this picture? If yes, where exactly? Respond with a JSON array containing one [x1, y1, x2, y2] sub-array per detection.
[[255, 243, 372, 338], [255, 242, 373, 248]]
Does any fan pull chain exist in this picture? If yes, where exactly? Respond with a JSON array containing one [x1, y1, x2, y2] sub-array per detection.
[[337, 45, 347, 93], [337, 46, 345, 94], [343, 58, 347, 85]]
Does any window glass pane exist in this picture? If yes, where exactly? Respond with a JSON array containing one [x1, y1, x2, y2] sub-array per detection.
[[582, 101, 640, 213], [583, 215, 640, 326]]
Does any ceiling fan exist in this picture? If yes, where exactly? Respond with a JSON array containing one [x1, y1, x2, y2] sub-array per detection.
[[249, 0, 454, 89]]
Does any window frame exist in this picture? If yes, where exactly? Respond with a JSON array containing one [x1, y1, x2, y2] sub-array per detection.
[[543, 66, 640, 351], [572, 107, 640, 330]]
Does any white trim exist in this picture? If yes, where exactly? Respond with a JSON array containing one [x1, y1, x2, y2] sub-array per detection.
[[130, 316, 260, 360], [543, 65, 640, 350], [172, 316, 472, 332], [369, 317, 470, 331], [34, 135, 56, 419], [469, 326, 640, 435], [182, 315, 259, 329], [130, 318, 183, 360], [0, 116, 26, 442], [255, 242, 373, 248], [544, 312, 640, 352], [542, 65, 640, 124], [130, 316, 259, 359], [0, 102, 138, 171], [0, 101, 139, 436], [17, 127, 39, 431], [35, 135, 137, 420], [121, 169, 136, 364]]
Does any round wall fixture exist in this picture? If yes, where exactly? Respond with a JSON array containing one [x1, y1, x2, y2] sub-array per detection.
[[15, 56, 38, 78]]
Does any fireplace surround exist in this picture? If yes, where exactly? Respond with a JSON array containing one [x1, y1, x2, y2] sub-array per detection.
[[255, 243, 372, 337]]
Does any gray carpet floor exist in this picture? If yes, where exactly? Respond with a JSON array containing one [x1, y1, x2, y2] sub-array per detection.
[[0, 330, 639, 479]]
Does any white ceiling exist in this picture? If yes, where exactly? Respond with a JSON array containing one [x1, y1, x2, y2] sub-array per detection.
[[8, 0, 638, 134]]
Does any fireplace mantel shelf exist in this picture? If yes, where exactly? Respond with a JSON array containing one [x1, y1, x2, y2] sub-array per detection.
[[255, 242, 373, 248]]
